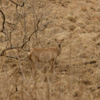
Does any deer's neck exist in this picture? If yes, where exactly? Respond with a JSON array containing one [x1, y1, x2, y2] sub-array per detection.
[[56, 44, 62, 55]]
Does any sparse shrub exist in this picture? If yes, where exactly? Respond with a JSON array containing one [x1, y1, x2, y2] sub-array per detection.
[[68, 16, 77, 23], [69, 25, 76, 31]]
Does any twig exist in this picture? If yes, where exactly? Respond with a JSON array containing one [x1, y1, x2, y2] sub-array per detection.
[[9, 0, 24, 7], [0, 10, 5, 32]]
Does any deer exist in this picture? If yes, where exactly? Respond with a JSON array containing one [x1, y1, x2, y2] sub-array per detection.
[[28, 38, 64, 73]]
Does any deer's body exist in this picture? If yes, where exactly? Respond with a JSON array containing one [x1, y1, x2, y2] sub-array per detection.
[[28, 39, 64, 72]]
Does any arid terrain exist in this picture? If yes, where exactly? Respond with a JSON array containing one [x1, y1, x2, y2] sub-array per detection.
[[0, 0, 100, 100]]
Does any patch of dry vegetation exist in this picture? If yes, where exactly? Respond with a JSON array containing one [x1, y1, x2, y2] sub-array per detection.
[[0, 0, 100, 100]]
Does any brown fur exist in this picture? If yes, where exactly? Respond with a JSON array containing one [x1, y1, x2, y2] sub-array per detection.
[[28, 39, 64, 72]]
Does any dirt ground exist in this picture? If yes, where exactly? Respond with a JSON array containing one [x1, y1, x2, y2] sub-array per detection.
[[0, 0, 100, 100]]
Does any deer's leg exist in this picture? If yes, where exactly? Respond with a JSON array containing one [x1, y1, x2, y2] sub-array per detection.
[[49, 60, 55, 73], [48, 61, 52, 73]]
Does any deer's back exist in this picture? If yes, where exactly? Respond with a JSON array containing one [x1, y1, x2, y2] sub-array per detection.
[[31, 48, 58, 62]]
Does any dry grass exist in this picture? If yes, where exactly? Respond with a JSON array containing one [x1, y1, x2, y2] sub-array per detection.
[[0, 0, 100, 100]]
